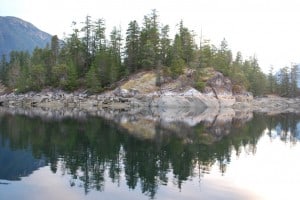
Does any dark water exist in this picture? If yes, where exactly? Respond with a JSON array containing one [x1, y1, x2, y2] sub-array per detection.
[[0, 112, 300, 200]]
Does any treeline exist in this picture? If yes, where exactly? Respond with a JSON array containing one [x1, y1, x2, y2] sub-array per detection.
[[267, 65, 299, 97], [0, 10, 296, 96]]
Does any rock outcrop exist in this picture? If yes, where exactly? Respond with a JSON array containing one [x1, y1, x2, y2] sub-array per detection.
[[0, 70, 298, 115], [203, 72, 236, 107], [0, 70, 253, 112]]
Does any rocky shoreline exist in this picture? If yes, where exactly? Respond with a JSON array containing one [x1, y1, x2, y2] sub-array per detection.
[[0, 89, 299, 114], [0, 87, 298, 141], [0, 70, 299, 115]]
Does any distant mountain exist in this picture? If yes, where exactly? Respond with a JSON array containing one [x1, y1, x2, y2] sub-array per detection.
[[0, 16, 52, 57]]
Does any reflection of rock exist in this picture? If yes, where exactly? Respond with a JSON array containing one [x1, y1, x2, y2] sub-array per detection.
[[252, 96, 300, 114], [0, 105, 253, 143], [121, 119, 156, 140]]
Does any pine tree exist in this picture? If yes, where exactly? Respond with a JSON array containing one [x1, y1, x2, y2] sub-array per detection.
[[199, 40, 215, 68], [125, 20, 140, 73], [169, 34, 184, 78], [86, 64, 102, 92], [52, 63, 68, 88], [51, 35, 60, 65], [160, 25, 171, 66], [290, 64, 298, 97], [179, 20, 195, 66], [213, 38, 232, 76], [279, 67, 290, 96], [140, 10, 160, 68], [28, 64, 46, 91], [0, 54, 8, 84], [93, 18, 106, 52], [65, 63, 78, 91], [66, 21, 85, 77], [109, 26, 123, 82], [267, 66, 276, 94]]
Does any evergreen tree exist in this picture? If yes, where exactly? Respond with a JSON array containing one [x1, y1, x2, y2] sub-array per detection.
[[279, 67, 290, 96], [125, 20, 140, 73], [28, 64, 46, 91], [52, 63, 69, 88], [93, 18, 106, 52], [213, 38, 232, 76], [169, 34, 184, 78], [140, 10, 160, 68], [0, 54, 8, 84], [230, 52, 249, 90], [245, 56, 267, 96], [6, 51, 31, 92], [66, 21, 85, 77], [86, 64, 101, 92], [51, 35, 60, 65], [199, 40, 215, 68], [109, 26, 123, 82], [290, 64, 298, 97], [267, 66, 276, 94], [65, 63, 78, 91], [179, 20, 195, 66], [81, 15, 93, 70], [93, 50, 111, 86], [0, 11, 280, 96], [159, 25, 171, 66]]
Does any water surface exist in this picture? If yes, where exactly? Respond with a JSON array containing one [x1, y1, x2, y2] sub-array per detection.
[[0, 111, 300, 200]]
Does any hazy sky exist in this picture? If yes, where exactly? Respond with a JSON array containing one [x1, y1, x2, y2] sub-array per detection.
[[1, 0, 300, 72]]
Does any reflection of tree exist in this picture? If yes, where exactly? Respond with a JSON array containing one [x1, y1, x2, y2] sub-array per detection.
[[1, 112, 298, 198], [266, 113, 300, 145]]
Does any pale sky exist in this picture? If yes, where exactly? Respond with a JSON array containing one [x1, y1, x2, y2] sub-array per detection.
[[1, 0, 300, 72]]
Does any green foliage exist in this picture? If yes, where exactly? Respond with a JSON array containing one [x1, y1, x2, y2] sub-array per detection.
[[64, 63, 78, 91], [52, 63, 77, 90], [242, 57, 267, 96], [125, 20, 140, 73], [52, 64, 69, 88], [0, 11, 282, 96], [86, 65, 102, 93], [170, 57, 185, 78], [179, 20, 195, 66], [27, 64, 46, 91], [199, 40, 215, 68], [212, 39, 232, 76], [139, 10, 160, 69], [195, 81, 206, 91]]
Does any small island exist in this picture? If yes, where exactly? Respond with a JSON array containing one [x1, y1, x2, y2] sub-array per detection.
[[0, 10, 299, 117]]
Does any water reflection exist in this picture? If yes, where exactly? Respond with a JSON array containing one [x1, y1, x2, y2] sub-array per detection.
[[0, 111, 300, 198], [0, 138, 45, 180]]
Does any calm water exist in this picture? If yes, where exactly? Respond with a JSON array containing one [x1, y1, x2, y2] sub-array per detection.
[[0, 111, 300, 200]]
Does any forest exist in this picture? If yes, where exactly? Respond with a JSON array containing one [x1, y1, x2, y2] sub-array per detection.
[[0, 10, 298, 97]]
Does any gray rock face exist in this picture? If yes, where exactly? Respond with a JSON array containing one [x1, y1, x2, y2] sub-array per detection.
[[151, 90, 208, 110], [203, 72, 236, 107]]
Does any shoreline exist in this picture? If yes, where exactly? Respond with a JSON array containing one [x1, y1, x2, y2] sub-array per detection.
[[0, 90, 299, 115], [0, 91, 299, 141]]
